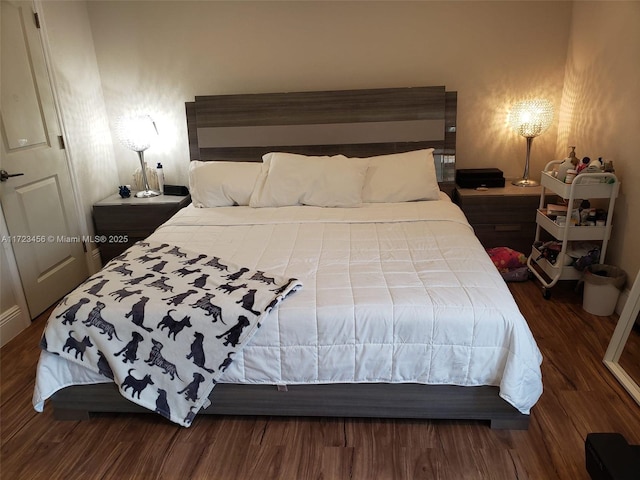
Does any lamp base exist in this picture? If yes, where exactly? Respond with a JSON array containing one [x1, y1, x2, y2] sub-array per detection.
[[135, 189, 161, 198], [512, 178, 539, 187]]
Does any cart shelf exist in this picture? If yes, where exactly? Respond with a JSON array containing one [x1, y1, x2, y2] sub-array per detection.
[[535, 210, 610, 241]]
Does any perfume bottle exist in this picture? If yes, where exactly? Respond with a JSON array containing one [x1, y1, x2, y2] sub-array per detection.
[[156, 163, 165, 194]]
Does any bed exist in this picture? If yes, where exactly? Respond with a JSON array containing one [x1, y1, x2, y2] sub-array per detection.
[[33, 86, 542, 429]]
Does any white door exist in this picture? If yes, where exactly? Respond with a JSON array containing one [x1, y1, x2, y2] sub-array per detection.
[[0, 0, 88, 318]]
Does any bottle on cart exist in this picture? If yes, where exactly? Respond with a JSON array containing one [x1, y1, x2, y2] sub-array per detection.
[[556, 146, 579, 182], [579, 199, 591, 225], [567, 146, 578, 166], [557, 158, 573, 182]]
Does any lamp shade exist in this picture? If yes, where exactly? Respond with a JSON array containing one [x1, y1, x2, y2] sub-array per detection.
[[117, 114, 157, 152], [508, 99, 554, 138]]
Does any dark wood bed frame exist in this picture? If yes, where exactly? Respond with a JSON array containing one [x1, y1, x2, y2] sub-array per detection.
[[51, 86, 530, 429]]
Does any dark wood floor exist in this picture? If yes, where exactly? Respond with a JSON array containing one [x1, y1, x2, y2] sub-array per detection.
[[2, 279, 639, 479]]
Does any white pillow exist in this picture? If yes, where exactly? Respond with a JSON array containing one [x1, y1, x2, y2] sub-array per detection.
[[361, 148, 440, 203], [188, 161, 261, 207], [249, 152, 369, 207]]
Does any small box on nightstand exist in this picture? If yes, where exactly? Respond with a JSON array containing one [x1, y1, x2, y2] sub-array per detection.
[[456, 168, 505, 188]]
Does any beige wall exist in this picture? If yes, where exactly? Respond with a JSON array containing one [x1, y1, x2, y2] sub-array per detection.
[[84, 0, 571, 187], [558, 1, 640, 283], [40, 0, 638, 284]]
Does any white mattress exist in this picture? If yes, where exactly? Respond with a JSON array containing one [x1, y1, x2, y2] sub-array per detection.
[[34, 198, 543, 415]]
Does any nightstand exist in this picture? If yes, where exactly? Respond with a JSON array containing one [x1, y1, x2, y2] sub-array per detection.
[[93, 193, 191, 264], [452, 184, 542, 254]]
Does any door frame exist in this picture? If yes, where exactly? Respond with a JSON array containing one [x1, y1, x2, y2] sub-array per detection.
[[0, 203, 31, 346]]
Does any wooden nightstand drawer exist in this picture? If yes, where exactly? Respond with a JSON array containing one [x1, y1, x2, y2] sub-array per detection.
[[93, 203, 184, 236], [457, 195, 538, 224], [471, 222, 537, 253], [93, 193, 191, 263], [453, 184, 541, 253]]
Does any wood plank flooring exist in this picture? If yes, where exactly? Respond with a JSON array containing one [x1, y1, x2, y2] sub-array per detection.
[[2, 279, 639, 479]]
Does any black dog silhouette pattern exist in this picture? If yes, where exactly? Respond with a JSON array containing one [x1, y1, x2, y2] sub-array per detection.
[[216, 282, 247, 295], [167, 246, 187, 258], [109, 263, 133, 276], [97, 350, 114, 379], [108, 287, 142, 302], [181, 254, 207, 266], [173, 266, 201, 277], [155, 388, 170, 417], [145, 339, 181, 380], [203, 256, 228, 271], [216, 315, 250, 347], [125, 296, 153, 332], [186, 332, 215, 373], [190, 294, 225, 324], [41, 240, 301, 427], [249, 271, 276, 285], [236, 290, 261, 316], [147, 276, 173, 293], [157, 310, 192, 340], [111, 251, 130, 262], [136, 254, 160, 263], [163, 289, 198, 307], [218, 352, 235, 372], [123, 273, 154, 285], [177, 372, 205, 402], [62, 331, 93, 360], [146, 243, 169, 253], [149, 260, 169, 274], [114, 331, 144, 364], [188, 274, 211, 290], [226, 267, 249, 281], [55, 297, 90, 325], [184, 407, 198, 425], [83, 279, 109, 297], [82, 302, 121, 341], [122, 369, 154, 399]]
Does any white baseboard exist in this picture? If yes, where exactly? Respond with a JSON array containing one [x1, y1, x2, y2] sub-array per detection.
[[84, 245, 102, 275], [0, 305, 30, 348], [91, 246, 103, 271]]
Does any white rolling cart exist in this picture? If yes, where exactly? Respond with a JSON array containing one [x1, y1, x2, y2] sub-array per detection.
[[527, 160, 619, 298]]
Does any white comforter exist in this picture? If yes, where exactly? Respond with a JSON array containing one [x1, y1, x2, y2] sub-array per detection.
[[34, 199, 542, 415]]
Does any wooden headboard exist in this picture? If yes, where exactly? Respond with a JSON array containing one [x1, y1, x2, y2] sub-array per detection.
[[185, 86, 456, 182]]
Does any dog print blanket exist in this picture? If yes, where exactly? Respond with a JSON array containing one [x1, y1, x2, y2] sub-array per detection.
[[40, 241, 302, 427]]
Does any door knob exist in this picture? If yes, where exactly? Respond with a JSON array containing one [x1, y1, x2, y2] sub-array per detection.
[[0, 170, 24, 182]]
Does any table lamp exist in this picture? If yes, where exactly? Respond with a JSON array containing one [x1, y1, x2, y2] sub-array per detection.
[[117, 114, 160, 197], [508, 99, 554, 187]]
